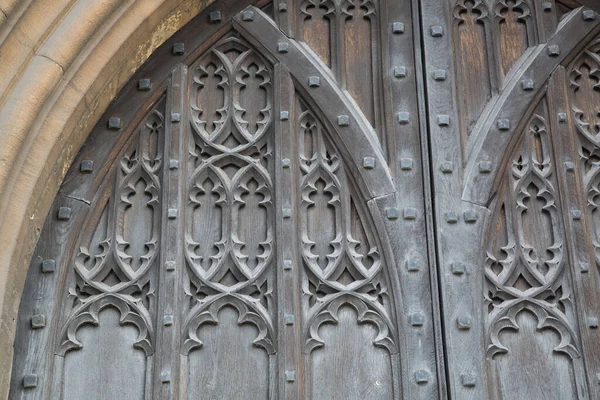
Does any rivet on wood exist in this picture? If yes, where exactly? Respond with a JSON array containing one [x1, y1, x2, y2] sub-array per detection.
[[394, 66, 407, 78], [386, 207, 399, 220], [23, 374, 38, 389], [166, 261, 176, 271], [547, 45, 560, 57], [242, 10, 255, 21], [588, 317, 599, 329], [308, 76, 320, 87], [57, 207, 72, 221], [285, 371, 296, 382], [414, 369, 429, 384], [404, 207, 417, 220], [457, 316, 472, 330], [285, 314, 295, 325], [172, 43, 185, 55], [31, 314, 46, 329], [430, 26, 444, 37], [107, 117, 121, 130], [283, 260, 293, 270], [445, 211, 459, 224], [571, 209, 582, 220], [282, 158, 291, 168], [410, 313, 425, 326], [406, 259, 421, 272], [451, 262, 466, 275], [392, 22, 405, 34], [437, 115, 450, 126], [279, 2, 288, 12], [171, 112, 181, 122], [160, 371, 171, 383], [138, 78, 152, 91], [42, 259, 56, 273], [337, 115, 350, 126], [558, 112, 568, 122], [521, 79, 534, 91], [461, 373, 476, 387], [400, 158, 413, 170], [163, 315, 174, 326], [398, 112, 410, 124], [464, 210, 478, 223], [280, 110, 290, 120], [433, 70, 447, 81], [542, 2, 552, 11], [277, 42, 289, 53], [169, 160, 179, 170], [80, 160, 94, 173], [209, 10, 222, 23], [440, 161, 453, 173], [565, 161, 575, 171], [282, 208, 292, 218], [497, 119, 511, 131], [479, 161, 492, 173], [581, 262, 590, 273], [168, 209, 178, 219], [583, 10, 596, 21], [363, 157, 376, 169]]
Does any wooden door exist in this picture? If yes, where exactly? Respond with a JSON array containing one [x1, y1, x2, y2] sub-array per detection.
[[8, 1, 600, 399]]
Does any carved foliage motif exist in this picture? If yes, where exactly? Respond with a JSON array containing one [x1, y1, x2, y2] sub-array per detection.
[[183, 36, 275, 355], [58, 100, 166, 356], [485, 111, 579, 358], [297, 101, 396, 354], [569, 36, 600, 276]]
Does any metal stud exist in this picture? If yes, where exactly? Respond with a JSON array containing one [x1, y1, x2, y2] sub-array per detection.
[[42, 259, 56, 273], [565, 161, 575, 171], [280, 110, 290, 120], [414, 369, 429, 384], [588, 317, 599, 329], [583, 10, 596, 21], [168, 208, 178, 219], [160, 371, 171, 383], [308, 76, 320, 87], [404, 207, 417, 220], [138, 78, 152, 91], [242, 10, 255, 21], [166, 261, 176, 271], [337, 115, 350, 126], [172, 43, 185, 55], [558, 112, 568, 122], [542, 2, 552, 11], [398, 112, 410, 124], [406, 259, 421, 272], [282, 208, 292, 218], [279, 2, 288, 12], [277, 42, 289, 53], [571, 209, 582, 220], [283, 260, 292, 270], [400, 158, 413, 170], [57, 207, 72, 221], [451, 262, 466, 275], [363, 157, 376, 169], [169, 160, 179, 170], [392, 22, 405, 34], [80, 160, 94, 173], [31, 314, 46, 329], [547, 45, 560, 57], [437, 115, 450, 127], [386, 207, 399, 220], [464, 210, 478, 223], [433, 70, 447, 81], [457, 316, 472, 330], [445, 211, 459, 224], [282, 158, 291, 168], [107, 117, 121, 130], [163, 315, 174, 326], [440, 161, 453, 173], [23, 374, 38, 389], [284, 314, 295, 325], [430, 26, 444, 37], [209, 10, 222, 23], [497, 119, 511, 131], [461, 373, 476, 387], [521, 79, 534, 91], [479, 161, 492, 173], [394, 66, 407, 78], [171, 112, 181, 122], [581, 262, 590, 273], [410, 313, 425, 326], [285, 371, 296, 382]]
